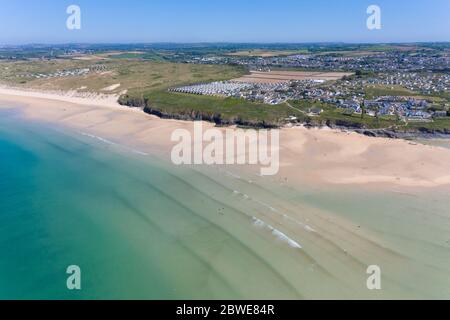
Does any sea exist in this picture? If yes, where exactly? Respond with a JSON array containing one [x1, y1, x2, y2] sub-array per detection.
[[1, 106, 450, 300]]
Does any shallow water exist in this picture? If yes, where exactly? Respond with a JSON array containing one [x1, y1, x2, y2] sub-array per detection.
[[1, 107, 449, 300], [416, 138, 450, 150], [0, 109, 309, 299]]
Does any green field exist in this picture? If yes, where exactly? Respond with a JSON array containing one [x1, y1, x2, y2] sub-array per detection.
[[289, 99, 402, 129], [365, 85, 450, 101], [126, 91, 305, 127], [1, 56, 449, 132], [403, 118, 450, 132]]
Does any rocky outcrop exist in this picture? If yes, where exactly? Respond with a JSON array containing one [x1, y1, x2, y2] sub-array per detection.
[[354, 128, 450, 139], [143, 106, 279, 129]]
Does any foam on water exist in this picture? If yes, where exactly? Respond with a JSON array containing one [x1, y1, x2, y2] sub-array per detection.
[[80, 132, 149, 156], [252, 217, 302, 249], [233, 189, 316, 233]]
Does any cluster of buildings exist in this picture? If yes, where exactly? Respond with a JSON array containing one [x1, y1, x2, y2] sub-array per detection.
[[338, 96, 448, 121], [239, 82, 296, 105], [189, 50, 449, 74], [170, 80, 296, 105], [295, 74, 448, 105], [185, 49, 449, 98], [181, 51, 449, 119], [20, 65, 107, 80], [171, 80, 321, 105], [169, 81, 252, 97], [365, 72, 449, 95], [171, 78, 448, 122], [273, 52, 449, 73]]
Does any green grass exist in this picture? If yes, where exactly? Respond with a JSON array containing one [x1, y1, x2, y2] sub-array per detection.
[[405, 118, 450, 132], [365, 85, 449, 101], [317, 109, 401, 129], [122, 90, 305, 127], [2, 57, 449, 131], [291, 97, 449, 131], [365, 85, 418, 99], [289, 99, 402, 129], [289, 100, 335, 111], [0, 60, 246, 94]]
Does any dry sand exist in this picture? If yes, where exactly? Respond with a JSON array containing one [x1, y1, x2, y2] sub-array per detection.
[[1, 86, 450, 190]]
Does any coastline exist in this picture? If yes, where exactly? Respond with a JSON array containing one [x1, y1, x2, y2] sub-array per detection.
[[2, 86, 450, 299], [120, 88, 450, 139], [1, 86, 450, 190]]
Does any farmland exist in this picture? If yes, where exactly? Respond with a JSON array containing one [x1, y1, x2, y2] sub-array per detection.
[[232, 70, 354, 84], [226, 49, 309, 57]]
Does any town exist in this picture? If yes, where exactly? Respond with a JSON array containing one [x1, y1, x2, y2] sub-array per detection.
[[170, 70, 448, 122], [1, 43, 449, 128]]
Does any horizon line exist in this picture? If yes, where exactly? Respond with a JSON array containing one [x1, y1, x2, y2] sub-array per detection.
[[2, 41, 450, 47]]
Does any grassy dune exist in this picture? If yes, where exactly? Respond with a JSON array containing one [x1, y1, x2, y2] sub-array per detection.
[[0, 60, 245, 93]]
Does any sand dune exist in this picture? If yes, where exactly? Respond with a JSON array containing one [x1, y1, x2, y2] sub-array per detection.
[[102, 83, 121, 91]]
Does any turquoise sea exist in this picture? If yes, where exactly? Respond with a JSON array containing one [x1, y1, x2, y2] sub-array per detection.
[[1, 106, 450, 300], [0, 107, 310, 299]]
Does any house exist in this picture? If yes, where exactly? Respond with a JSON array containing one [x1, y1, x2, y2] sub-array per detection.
[[406, 111, 432, 120], [308, 107, 323, 116], [340, 100, 361, 113], [433, 111, 448, 118], [342, 109, 355, 116], [364, 100, 383, 108], [366, 110, 376, 117]]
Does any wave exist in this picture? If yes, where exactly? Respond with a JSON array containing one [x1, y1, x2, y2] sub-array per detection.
[[233, 189, 317, 233], [81, 132, 116, 145], [252, 217, 302, 249], [80, 132, 149, 156]]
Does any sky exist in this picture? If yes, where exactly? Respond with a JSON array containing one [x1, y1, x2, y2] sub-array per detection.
[[0, 0, 449, 44]]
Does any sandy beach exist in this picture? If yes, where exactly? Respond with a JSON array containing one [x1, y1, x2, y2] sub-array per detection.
[[2, 87, 450, 299], [1, 86, 450, 190]]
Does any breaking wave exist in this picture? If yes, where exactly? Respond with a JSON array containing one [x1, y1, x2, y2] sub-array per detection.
[[80, 132, 149, 156], [252, 217, 302, 249]]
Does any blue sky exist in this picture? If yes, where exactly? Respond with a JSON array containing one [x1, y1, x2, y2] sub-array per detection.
[[0, 0, 449, 44]]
